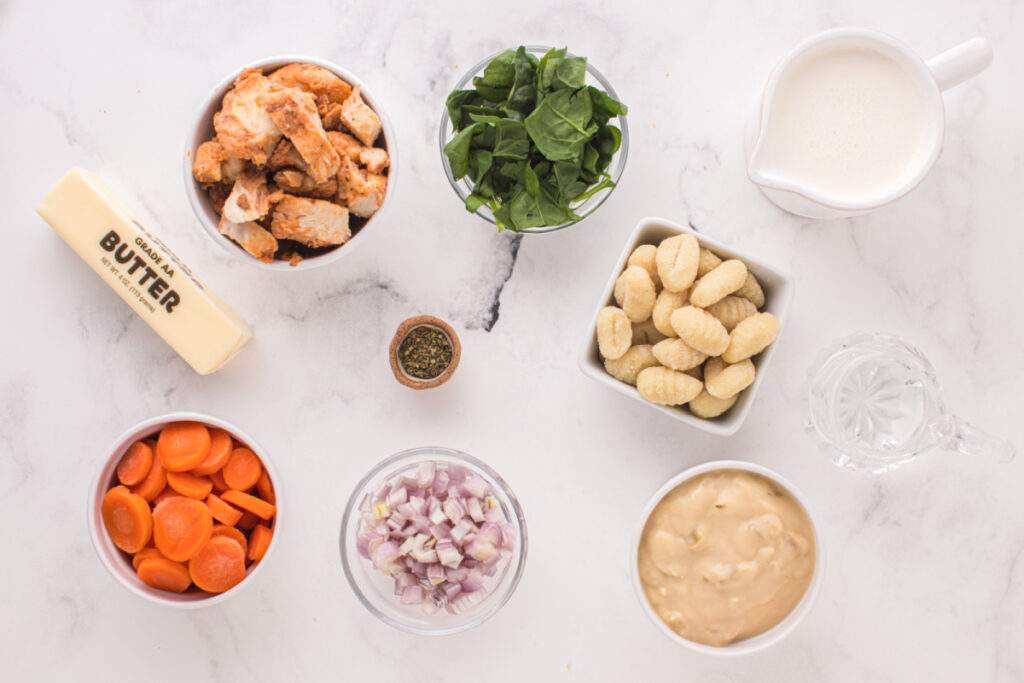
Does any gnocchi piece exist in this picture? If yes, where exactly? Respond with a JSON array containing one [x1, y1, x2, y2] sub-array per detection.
[[631, 318, 666, 345], [670, 306, 730, 356], [689, 259, 748, 308], [652, 338, 708, 371], [704, 357, 756, 399], [651, 289, 688, 337], [596, 306, 632, 360], [722, 312, 780, 363], [688, 389, 739, 418], [734, 272, 766, 308], [697, 248, 723, 277], [627, 244, 661, 289], [656, 234, 700, 293], [614, 265, 657, 322], [705, 295, 758, 332], [604, 345, 659, 385], [636, 367, 703, 406]]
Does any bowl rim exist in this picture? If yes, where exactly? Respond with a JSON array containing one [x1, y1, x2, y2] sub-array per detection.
[[437, 45, 629, 234], [577, 215, 795, 436], [88, 411, 282, 608], [630, 459, 825, 656], [182, 53, 399, 271], [339, 446, 528, 635]]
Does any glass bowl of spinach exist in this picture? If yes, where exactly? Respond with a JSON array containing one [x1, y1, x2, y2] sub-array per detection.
[[440, 46, 629, 233]]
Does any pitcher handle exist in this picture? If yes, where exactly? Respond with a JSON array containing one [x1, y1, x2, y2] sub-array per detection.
[[926, 37, 993, 91], [932, 414, 1016, 463]]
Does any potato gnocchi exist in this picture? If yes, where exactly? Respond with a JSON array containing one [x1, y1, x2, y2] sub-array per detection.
[[670, 306, 730, 356], [655, 234, 699, 293], [595, 231, 781, 420], [614, 265, 657, 322], [596, 306, 632, 360], [604, 344, 659, 385], [637, 367, 703, 406]]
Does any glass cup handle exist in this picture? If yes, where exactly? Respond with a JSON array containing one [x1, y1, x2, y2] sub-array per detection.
[[931, 414, 1016, 463]]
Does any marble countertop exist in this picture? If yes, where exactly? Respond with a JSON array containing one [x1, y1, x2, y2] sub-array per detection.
[[3, 1, 1023, 680]]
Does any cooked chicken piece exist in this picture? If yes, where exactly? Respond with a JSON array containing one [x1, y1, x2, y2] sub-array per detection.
[[268, 63, 352, 106], [287, 252, 304, 267], [359, 147, 390, 174], [336, 156, 384, 218], [207, 182, 231, 214], [218, 215, 278, 263], [213, 69, 282, 165], [368, 172, 388, 199], [260, 86, 341, 184], [192, 139, 249, 186], [193, 140, 226, 183], [222, 171, 271, 223], [273, 170, 338, 198], [327, 131, 364, 161], [221, 156, 245, 184], [320, 99, 344, 130], [268, 139, 308, 172], [339, 88, 382, 146], [270, 195, 350, 248]]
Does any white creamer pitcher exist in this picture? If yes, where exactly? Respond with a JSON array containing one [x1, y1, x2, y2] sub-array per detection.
[[746, 28, 992, 219]]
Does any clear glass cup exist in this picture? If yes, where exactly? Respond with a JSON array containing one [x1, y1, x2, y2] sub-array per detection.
[[806, 332, 1015, 473], [339, 447, 528, 635], [438, 45, 629, 233]]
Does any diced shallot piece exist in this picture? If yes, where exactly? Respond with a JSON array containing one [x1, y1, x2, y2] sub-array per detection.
[[426, 562, 446, 586], [400, 585, 424, 605], [435, 540, 464, 568], [465, 537, 497, 562], [443, 498, 466, 525], [467, 497, 485, 523], [461, 475, 488, 499]]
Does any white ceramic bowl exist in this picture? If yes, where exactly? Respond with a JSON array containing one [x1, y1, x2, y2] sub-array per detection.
[[88, 412, 282, 608], [578, 216, 794, 436], [183, 54, 398, 271], [631, 460, 824, 656]]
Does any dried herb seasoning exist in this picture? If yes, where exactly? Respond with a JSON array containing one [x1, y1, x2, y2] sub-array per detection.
[[397, 326, 453, 380]]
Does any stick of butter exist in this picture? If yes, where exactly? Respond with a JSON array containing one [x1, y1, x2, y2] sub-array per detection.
[[36, 168, 252, 375]]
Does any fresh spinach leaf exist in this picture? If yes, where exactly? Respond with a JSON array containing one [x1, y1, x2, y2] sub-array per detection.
[[492, 119, 530, 160], [446, 89, 479, 131], [524, 87, 596, 161], [553, 56, 587, 90], [443, 123, 481, 178]]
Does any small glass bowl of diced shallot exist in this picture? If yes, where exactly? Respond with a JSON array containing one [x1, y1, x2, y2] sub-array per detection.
[[340, 447, 527, 635]]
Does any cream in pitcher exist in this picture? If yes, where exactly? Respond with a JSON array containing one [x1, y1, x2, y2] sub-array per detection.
[[746, 28, 993, 219]]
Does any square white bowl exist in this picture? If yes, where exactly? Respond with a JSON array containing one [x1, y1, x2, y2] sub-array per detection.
[[577, 216, 794, 436]]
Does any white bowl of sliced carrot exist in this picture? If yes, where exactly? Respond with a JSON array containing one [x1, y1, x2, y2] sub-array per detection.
[[89, 412, 281, 608]]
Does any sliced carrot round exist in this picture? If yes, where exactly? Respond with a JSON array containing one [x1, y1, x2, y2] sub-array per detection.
[[207, 493, 242, 526], [221, 489, 276, 520], [137, 556, 191, 593], [191, 428, 233, 476], [157, 421, 211, 472], [131, 457, 166, 502], [222, 447, 262, 491], [152, 496, 213, 562], [255, 470, 275, 504], [102, 486, 152, 553], [166, 470, 213, 499], [247, 524, 273, 562], [131, 546, 165, 570], [116, 441, 153, 486], [209, 469, 229, 493], [189, 536, 247, 593], [211, 524, 247, 555]]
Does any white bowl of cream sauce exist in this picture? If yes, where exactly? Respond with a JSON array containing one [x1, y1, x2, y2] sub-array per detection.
[[631, 460, 824, 655]]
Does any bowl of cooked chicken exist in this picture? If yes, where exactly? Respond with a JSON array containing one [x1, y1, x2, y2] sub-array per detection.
[[185, 56, 396, 269]]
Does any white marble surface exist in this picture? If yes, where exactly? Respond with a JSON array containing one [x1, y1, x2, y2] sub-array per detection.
[[3, 1, 1023, 680]]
